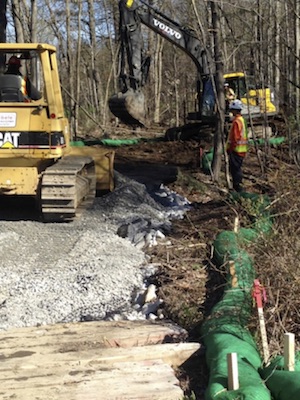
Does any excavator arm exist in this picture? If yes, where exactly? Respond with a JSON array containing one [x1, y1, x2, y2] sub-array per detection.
[[109, 0, 211, 126], [117, 0, 149, 93], [108, 0, 149, 126]]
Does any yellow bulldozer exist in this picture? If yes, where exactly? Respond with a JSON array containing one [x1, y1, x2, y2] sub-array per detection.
[[0, 43, 114, 222]]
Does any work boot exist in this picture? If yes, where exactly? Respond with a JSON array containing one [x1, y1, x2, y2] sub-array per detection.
[[233, 184, 243, 192]]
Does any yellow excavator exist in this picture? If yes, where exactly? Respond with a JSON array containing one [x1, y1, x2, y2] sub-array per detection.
[[224, 72, 277, 122], [109, 0, 279, 137], [0, 43, 114, 222]]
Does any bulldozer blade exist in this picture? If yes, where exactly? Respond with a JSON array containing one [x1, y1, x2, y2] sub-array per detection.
[[69, 146, 115, 193], [109, 90, 146, 126]]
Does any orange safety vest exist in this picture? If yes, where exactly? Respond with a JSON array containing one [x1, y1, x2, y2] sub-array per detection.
[[226, 115, 248, 154], [19, 76, 31, 102]]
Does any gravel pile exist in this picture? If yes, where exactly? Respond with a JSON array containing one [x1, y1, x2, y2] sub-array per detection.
[[0, 172, 190, 331]]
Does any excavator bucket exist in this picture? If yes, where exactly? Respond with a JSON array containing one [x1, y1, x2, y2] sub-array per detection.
[[109, 89, 146, 127]]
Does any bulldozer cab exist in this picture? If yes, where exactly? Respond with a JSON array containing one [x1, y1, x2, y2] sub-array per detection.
[[0, 44, 66, 116], [0, 49, 43, 100], [0, 44, 69, 156]]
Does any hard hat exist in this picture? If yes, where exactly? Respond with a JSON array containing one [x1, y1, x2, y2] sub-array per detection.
[[8, 56, 21, 66], [224, 83, 229, 87], [229, 99, 243, 110]]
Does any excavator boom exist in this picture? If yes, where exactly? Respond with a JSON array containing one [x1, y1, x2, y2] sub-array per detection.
[[109, 0, 279, 136], [109, 0, 209, 126]]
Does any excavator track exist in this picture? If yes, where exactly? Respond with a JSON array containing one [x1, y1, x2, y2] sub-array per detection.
[[40, 156, 96, 222]]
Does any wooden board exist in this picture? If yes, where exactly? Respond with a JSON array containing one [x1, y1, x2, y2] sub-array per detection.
[[0, 320, 201, 400], [0, 320, 188, 349]]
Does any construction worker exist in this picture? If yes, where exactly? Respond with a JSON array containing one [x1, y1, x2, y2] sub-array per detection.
[[5, 56, 41, 101], [226, 99, 248, 192], [224, 83, 236, 112]]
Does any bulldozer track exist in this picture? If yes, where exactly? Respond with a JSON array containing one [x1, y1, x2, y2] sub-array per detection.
[[41, 155, 96, 222]]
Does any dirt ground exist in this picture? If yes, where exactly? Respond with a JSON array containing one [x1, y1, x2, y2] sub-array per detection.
[[104, 126, 299, 399]]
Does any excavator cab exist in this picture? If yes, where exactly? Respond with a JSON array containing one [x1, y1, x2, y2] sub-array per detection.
[[224, 72, 278, 119]]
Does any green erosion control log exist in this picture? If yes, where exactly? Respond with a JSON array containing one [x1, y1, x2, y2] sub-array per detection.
[[201, 192, 273, 399], [71, 139, 141, 147], [260, 352, 300, 400]]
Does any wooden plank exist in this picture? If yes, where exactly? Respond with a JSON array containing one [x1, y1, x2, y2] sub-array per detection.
[[284, 332, 295, 371], [0, 359, 178, 390], [0, 321, 193, 400], [0, 360, 184, 400], [227, 352, 239, 390], [0, 342, 200, 370], [0, 320, 187, 351]]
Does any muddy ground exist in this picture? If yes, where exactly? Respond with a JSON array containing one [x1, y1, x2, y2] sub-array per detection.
[[104, 126, 299, 398]]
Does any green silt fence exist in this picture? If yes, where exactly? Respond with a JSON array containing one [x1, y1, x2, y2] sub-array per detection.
[[71, 136, 167, 148], [71, 138, 141, 147], [201, 191, 300, 399], [202, 148, 214, 174], [201, 192, 272, 399]]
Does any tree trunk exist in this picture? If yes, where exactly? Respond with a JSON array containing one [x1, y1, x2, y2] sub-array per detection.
[[66, 0, 75, 138], [87, 0, 98, 115], [0, 0, 7, 43], [173, 49, 179, 127], [295, 0, 300, 124], [153, 37, 164, 124], [274, 0, 280, 94], [30, 0, 37, 42], [74, 0, 82, 139], [101, 0, 115, 125], [210, 1, 225, 184], [0, 0, 7, 72], [10, 0, 25, 42]]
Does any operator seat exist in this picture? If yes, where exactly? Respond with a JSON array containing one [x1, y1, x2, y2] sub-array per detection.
[[0, 74, 25, 102]]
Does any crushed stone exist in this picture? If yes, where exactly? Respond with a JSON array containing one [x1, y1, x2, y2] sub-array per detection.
[[0, 172, 191, 331]]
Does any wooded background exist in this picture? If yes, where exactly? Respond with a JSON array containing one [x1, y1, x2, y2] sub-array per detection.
[[1, 0, 300, 138]]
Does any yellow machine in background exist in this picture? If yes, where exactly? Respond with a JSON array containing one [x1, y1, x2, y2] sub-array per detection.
[[224, 72, 278, 119], [0, 43, 114, 221]]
